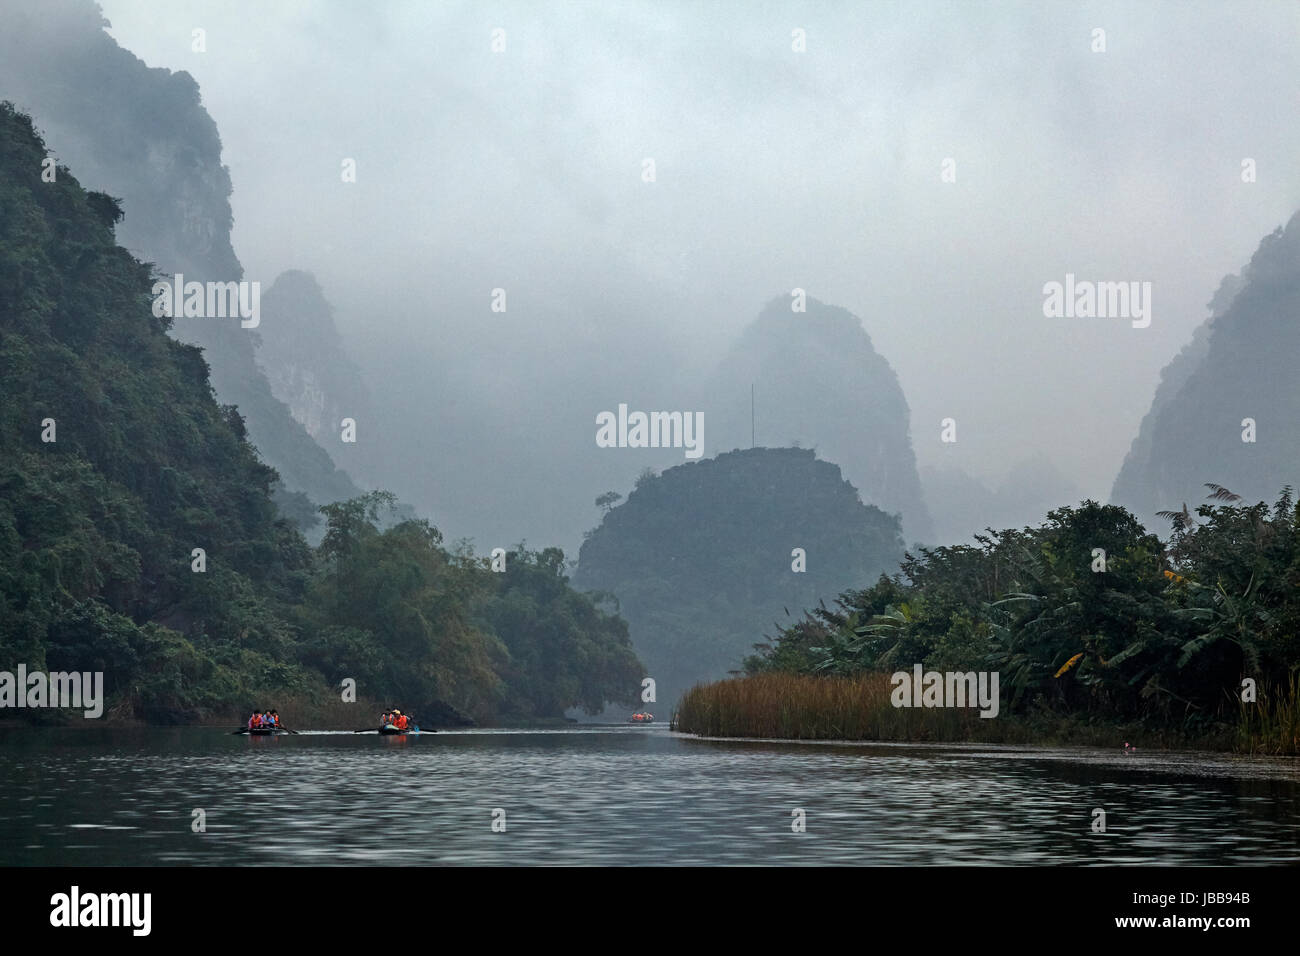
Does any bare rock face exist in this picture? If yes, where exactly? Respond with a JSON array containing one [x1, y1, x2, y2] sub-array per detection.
[[255, 270, 375, 483]]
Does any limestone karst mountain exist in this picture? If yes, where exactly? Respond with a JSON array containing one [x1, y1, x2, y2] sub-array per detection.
[[704, 295, 934, 544], [574, 447, 905, 710], [0, 0, 361, 520], [255, 270, 375, 485], [1111, 213, 1299, 529]]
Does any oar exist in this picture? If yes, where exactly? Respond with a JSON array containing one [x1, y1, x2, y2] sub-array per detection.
[[231, 728, 249, 735]]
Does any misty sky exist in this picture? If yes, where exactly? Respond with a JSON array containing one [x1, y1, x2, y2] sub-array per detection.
[[97, 0, 1300, 514]]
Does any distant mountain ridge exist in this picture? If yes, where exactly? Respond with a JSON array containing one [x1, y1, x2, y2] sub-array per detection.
[[1111, 213, 1299, 527], [922, 455, 1086, 544]]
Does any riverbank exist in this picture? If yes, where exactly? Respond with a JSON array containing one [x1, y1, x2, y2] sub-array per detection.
[[0, 690, 391, 730], [0, 692, 589, 731], [671, 673, 1300, 754]]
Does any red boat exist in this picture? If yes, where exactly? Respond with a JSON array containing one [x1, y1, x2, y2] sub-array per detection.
[[629, 712, 654, 724]]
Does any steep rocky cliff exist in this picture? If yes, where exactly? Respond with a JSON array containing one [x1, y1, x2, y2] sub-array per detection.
[[0, 0, 361, 516], [255, 270, 374, 483], [1111, 214, 1298, 529]]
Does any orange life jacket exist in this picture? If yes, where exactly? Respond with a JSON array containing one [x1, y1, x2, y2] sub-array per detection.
[[395, 714, 408, 729]]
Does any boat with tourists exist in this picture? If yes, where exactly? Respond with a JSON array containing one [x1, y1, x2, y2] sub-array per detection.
[[369, 708, 432, 734], [234, 708, 294, 735]]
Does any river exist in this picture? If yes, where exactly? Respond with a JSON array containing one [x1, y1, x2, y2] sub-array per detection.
[[1, 725, 1296, 865]]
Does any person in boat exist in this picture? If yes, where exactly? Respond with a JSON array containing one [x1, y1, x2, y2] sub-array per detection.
[[393, 710, 408, 730], [248, 711, 261, 729], [269, 710, 280, 728]]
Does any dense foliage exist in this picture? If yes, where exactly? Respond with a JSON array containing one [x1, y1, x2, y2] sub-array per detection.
[[746, 492, 1300, 735], [0, 103, 641, 723], [0, 0, 362, 512], [575, 447, 906, 709]]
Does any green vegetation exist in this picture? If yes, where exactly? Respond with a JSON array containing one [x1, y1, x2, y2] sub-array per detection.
[[0, 103, 641, 725], [575, 446, 906, 710], [0, 3, 364, 514], [694, 493, 1300, 753]]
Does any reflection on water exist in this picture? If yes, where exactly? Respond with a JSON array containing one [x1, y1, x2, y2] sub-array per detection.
[[0, 726, 1295, 865]]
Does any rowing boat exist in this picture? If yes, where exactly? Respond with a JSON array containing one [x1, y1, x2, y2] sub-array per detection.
[[381, 723, 429, 735]]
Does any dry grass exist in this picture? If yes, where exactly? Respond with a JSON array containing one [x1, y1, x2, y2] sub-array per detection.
[[673, 672, 1298, 753], [1236, 671, 1300, 755], [672, 672, 1005, 741]]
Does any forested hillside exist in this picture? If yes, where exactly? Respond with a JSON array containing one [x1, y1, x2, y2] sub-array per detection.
[[0, 103, 641, 723], [574, 447, 905, 708], [0, 0, 362, 515]]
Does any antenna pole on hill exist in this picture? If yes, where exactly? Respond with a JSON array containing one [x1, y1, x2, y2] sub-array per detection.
[[751, 383, 755, 448]]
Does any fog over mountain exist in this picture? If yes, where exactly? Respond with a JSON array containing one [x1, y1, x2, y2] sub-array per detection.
[[5, 0, 1300, 556], [923, 455, 1085, 545], [255, 269, 374, 485], [705, 296, 933, 544], [0, 0, 362, 521], [5, 0, 1274, 557], [5, 0, 1300, 887], [1112, 213, 1300, 529]]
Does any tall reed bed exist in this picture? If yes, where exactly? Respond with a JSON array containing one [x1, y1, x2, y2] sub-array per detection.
[[675, 672, 1300, 753], [1236, 671, 1300, 755], [673, 672, 1000, 741]]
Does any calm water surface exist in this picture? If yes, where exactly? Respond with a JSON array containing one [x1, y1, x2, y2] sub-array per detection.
[[1, 726, 1296, 865]]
